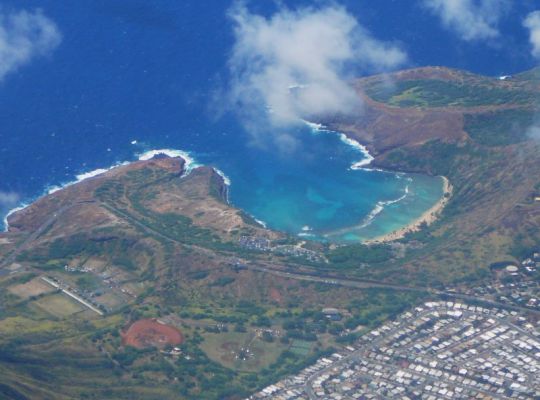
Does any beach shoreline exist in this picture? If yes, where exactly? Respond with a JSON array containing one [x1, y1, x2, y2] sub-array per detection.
[[3, 129, 449, 245], [363, 176, 452, 244], [304, 120, 451, 244]]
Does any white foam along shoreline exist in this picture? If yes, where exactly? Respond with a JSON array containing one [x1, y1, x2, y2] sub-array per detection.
[[364, 176, 452, 244], [323, 184, 411, 239], [46, 163, 131, 195], [358, 185, 410, 229], [302, 120, 374, 170], [303, 120, 437, 240], [212, 167, 231, 186], [137, 148, 200, 174], [138, 148, 233, 196], [2, 148, 224, 232], [3, 160, 130, 232], [138, 149, 232, 186], [254, 218, 267, 228], [3, 204, 29, 232]]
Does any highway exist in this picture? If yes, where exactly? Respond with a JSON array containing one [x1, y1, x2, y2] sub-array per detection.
[[3, 199, 540, 322], [238, 262, 540, 318]]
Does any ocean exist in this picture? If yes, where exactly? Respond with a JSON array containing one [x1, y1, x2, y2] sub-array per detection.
[[0, 0, 535, 242]]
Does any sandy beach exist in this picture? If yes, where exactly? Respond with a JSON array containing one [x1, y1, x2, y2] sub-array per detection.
[[364, 176, 452, 244]]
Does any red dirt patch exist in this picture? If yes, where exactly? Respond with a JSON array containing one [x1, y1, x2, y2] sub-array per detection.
[[122, 319, 184, 349], [269, 287, 283, 304]]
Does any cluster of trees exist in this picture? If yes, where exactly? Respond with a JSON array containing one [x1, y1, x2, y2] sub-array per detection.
[[209, 276, 235, 287], [367, 78, 534, 108], [328, 243, 393, 269], [255, 347, 336, 390], [464, 109, 535, 146], [281, 310, 339, 341]]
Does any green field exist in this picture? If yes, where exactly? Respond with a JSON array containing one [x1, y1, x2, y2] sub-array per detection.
[[289, 339, 313, 356], [31, 293, 85, 318], [8, 278, 55, 299], [365, 79, 536, 108], [200, 331, 288, 372], [3, 63, 540, 398]]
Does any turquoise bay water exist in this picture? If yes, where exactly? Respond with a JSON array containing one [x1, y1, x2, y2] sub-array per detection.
[[194, 125, 443, 243], [0, 0, 445, 243]]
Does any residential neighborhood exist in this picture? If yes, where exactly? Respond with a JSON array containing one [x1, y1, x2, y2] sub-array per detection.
[[239, 236, 326, 263], [247, 301, 540, 399], [465, 251, 540, 311]]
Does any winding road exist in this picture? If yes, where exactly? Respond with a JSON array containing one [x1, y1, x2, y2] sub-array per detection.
[[2, 199, 540, 322]]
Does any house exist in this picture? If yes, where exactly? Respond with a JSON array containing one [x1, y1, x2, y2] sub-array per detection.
[[323, 308, 342, 321]]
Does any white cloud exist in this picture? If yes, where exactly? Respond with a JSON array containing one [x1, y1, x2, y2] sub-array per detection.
[[527, 124, 540, 140], [226, 3, 407, 131], [523, 11, 540, 141], [0, 191, 19, 207], [0, 8, 61, 81], [524, 11, 540, 59], [422, 0, 509, 42]]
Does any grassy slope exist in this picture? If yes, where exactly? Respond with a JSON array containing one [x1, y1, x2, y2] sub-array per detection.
[[2, 66, 539, 398], [329, 66, 540, 286], [0, 158, 425, 399]]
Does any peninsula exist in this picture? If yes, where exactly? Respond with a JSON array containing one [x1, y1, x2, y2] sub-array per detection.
[[1, 66, 540, 400]]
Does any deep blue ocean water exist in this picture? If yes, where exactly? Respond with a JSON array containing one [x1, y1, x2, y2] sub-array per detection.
[[0, 0, 536, 242]]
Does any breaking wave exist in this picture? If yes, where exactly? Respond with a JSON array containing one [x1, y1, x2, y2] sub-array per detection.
[[302, 120, 374, 170], [358, 185, 410, 229], [3, 148, 218, 232]]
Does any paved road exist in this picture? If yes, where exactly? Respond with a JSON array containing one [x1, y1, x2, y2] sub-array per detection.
[[4, 200, 540, 321], [101, 204, 540, 316], [239, 262, 540, 318], [247, 262, 430, 292]]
